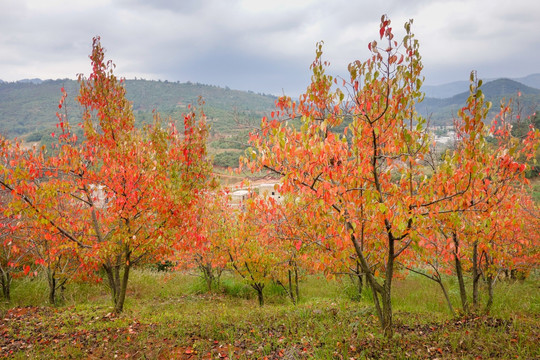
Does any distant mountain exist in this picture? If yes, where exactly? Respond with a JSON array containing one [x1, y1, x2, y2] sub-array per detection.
[[513, 73, 540, 89], [0, 78, 279, 168], [2, 76, 539, 165], [419, 78, 540, 124], [0, 79, 277, 139], [473, 78, 540, 97], [423, 81, 470, 99], [17, 78, 45, 84], [423, 74, 540, 99]]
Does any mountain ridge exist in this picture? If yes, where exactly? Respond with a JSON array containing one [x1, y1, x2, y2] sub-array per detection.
[[0, 78, 277, 139], [1, 76, 538, 137], [419, 78, 539, 124], [1, 76, 538, 167], [423, 73, 540, 98]]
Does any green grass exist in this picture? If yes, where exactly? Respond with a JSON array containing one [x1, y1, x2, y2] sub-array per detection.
[[531, 178, 540, 203], [1, 269, 538, 359]]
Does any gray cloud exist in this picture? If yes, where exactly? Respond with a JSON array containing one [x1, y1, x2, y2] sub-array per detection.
[[1, 0, 539, 95]]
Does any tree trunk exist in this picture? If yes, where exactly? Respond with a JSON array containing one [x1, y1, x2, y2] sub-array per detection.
[[114, 263, 130, 314], [103, 257, 130, 313], [368, 278, 384, 326], [357, 274, 363, 298], [455, 255, 469, 313], [48, 273, 57, 305], [436, 278, 455, 316], [200, 263, 214, 292], [198, 261, 223, 292], [349, 225, 385, 333], [356, 262, 364, 298], [253, 284, 264, 306], [59, 283, 66, 302], [453, 232, 469, 313], [216, 268, 223, 290], [0, 269, 11, 301], [113, 247, 132, 314], [381, 286, 393, 338], [103, 263, 119, 306], [360, 273, 391, 337], [288, 269, 296, 305], [294, 264, 300, 301], [472, 241, 479, 309], [113, 262, 120, 299], [381, 234, 395, 338], [485, 275, 495, 313]]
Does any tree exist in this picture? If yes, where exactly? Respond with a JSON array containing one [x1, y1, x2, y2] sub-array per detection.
[[0, 187, 31, 301], [246, 16, 489, 337], [393, 73, 539, 316], [172, 190, 229, 292], [438, 78, 538, 313], [225, 194, 293, 306], [0, 135, 86, 303], [0, 37, 214, 313], [70, 37, 214, 313], [26, 226, 84, 305]]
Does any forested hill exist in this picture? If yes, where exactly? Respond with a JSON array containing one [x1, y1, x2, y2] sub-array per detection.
[[422, 73, 540, 99], [1, 77, 539, 154], [419, 78, 540, 125], [0, 79, 278, 140]]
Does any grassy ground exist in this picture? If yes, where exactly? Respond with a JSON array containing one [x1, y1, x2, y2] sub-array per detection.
[[0, 270, 538, 359], [530, 177, 540, 203]]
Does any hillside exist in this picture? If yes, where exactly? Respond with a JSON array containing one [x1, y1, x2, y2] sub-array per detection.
[[423, 73, 540, 99], [3, 77, 539, 138], [0, 79, 279, 167], [0, 79, 277, 139], [1, 77, 539, 166], [419, 78, 540, 125], [422, 81, 470, 99]]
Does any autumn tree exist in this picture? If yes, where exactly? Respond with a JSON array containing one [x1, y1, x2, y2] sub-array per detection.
[[26, 226, 84, 305], [172, 190, 229, 292], [431, 77, 539, 313], [0, 133, 87, 303], [216, 188, 319, 305], [68, 38, 213, 313], [225, 194, 290, 306], [261, 194, 334, 304], [246, 16, 491, 337], [508, 191, 540, 281], [0, 187, 31, 301], [0, 37, 214, 313]]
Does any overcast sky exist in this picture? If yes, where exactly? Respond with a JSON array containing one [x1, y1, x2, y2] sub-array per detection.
[[1, 0, 539, 96]]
